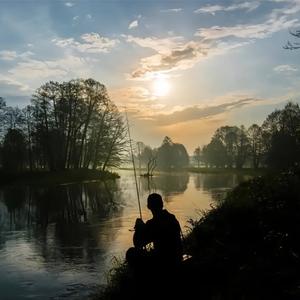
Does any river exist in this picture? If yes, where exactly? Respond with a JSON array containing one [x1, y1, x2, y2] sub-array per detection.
[[0, 170, 251, 299]]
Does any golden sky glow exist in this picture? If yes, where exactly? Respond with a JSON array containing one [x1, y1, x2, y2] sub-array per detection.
[[1, 1, 300, 153], [152, 75, 171, 97]]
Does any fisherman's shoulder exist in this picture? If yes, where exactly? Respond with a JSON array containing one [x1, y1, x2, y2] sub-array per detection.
[[145, 218, 155, 226], [163, 209, 177, 219]]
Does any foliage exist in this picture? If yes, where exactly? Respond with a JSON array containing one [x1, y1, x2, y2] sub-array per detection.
[[98, 169, 300, 300], [2, 128, 26, 172], [184, 169, 300, 299], [198, 102, 300, 170], [193, 146, 201, 168], [0, 79, 127, 172], [156, 136, 189, 170]]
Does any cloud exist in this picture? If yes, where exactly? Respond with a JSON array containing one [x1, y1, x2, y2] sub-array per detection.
[[0, 53, 93, 104], [124, 35, 184, 53], [194, 2, 260, 15], [7, 55, 89, 80], [0, 50, 34, 61], [110, 86, 157, 107], [73, 16, 79, 21], [52, 33, 119, 53], [269, 0, 300, 17], [273, 64, 298, 73], [0, 75, 32, 93], [125, 0, 300, 81], [126, 34, 254, 80], [0, 50, 17, 61], [110, 86, 166, 119], [130, 41, 209, 79], [195, 15, 299, 39], [151, 98, 261, 126], [128, 20, 138, 29], [86, 14, 92, 20], [65, 2, 74, 7], [160, 8, 182, 13], [124, 35, 212, 79], [112, 86, 153, 101]]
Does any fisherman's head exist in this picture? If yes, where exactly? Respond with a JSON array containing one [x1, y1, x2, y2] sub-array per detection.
[[147, 193, 163, 214]]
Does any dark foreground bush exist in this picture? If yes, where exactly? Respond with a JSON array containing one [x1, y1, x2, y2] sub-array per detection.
[[97, 169, 300, 300]]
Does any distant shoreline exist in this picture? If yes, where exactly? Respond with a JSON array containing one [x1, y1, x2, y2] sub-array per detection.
[[0, 169, 119, 186], [186, 167, 268, 176], [119, 167, 268, 176]]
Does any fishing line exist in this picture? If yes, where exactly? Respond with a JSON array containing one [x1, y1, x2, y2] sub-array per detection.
[[124, 108, 143, 220]]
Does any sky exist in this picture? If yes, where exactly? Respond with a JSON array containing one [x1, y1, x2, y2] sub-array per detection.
[[0, 0, 300, 153]]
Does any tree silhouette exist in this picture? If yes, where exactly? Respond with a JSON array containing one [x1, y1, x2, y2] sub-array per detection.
[[0, 79, 127, 172], [2, 128, 26, 172], [156, 136, 189, 170], [193, 146, 201, 168]]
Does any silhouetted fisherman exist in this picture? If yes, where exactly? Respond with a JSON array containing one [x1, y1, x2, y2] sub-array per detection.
[[126, 193, 183, 271]]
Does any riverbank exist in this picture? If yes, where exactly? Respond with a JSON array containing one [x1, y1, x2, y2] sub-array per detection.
[[95, 169, 300, 300], [0, 169, 119, 186], [187, 167, 268, 176], [120, 166, 268, 176]]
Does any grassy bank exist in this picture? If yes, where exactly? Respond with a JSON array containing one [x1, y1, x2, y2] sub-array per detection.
[[0, 169, 119, 186], [96, 169, 300, 300]]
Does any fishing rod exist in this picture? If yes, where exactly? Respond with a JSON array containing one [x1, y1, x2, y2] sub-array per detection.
[[124, 107, 143, 220]]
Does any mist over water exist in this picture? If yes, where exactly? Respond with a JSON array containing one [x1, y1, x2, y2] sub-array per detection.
[[0, 171, 251, 299]]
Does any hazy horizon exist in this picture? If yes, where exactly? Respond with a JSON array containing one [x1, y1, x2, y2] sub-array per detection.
[[1, 0, 300, 153]]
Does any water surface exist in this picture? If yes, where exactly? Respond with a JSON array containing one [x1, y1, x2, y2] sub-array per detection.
[[0, 171, 251, 299]]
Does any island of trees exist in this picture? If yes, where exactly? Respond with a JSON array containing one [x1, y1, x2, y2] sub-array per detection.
[[0, 78, 128, 183]]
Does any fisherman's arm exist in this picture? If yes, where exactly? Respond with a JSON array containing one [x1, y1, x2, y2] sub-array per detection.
[[133, 218, 148, 248], [133, 218, 154, 248]]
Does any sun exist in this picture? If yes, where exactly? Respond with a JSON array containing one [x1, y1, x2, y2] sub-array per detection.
[[152, 76, 170, 97]]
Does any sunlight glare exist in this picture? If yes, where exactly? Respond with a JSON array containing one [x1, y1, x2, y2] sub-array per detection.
[[152, 76, 170, 97]]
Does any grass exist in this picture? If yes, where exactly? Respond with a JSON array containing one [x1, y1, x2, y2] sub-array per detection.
[[96, 168, 300, 300]]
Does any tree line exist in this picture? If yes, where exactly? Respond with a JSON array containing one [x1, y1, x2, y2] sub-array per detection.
[[194, 102, 300, 169], [0, 78, 127, 172], [136, 136, 190, 173], [136, 102, 300, 172]]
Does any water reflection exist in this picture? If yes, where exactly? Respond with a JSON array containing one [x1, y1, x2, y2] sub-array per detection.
[[193, 173, 252, 202], [1, 181, 123, 231], [0, 180, 125, 299], [140, 172, 189, 196], [0, 171, 251, 299]]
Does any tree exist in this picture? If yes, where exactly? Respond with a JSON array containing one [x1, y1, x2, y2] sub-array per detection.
[[193, 146, 201, 168], [0, 97, 6, 141], [267, 132, 298, 169], [235, 125, 250, 169], [30, 79, 127, 171], [214, 126, 238, 168], [247, 124, 263, 169], [202, 138, 227, 168], [2, 129, 26, 172], [213, 126, 250, 168], [156, 136, 189, 170], [262, 102, 300, 169]]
